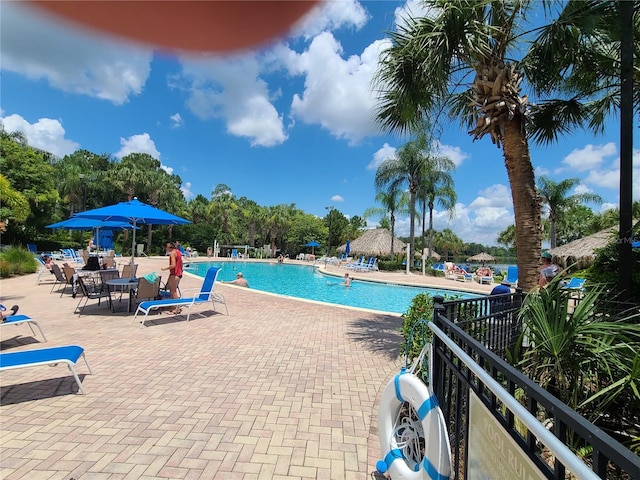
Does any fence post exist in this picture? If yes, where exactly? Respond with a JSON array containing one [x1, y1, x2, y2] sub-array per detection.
[[432, 295, 446, 399]]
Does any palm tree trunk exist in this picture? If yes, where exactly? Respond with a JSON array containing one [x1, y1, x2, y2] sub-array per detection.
[[428, 204, 434, 258], [502, 117, 542, 292], [390, 213, 396, 257], [550, 214, 557, 248], [409, 191, 416, 262]]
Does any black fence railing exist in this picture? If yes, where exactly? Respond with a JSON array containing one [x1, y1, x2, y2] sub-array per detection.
[[432, 295, 640, 480], [440, 289, 525, 357]]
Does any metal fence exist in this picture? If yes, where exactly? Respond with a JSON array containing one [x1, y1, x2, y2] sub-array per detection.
[[431, 295, 640, 480]]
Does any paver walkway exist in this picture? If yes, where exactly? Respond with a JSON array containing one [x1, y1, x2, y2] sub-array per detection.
[[1, 257, 419, 479]]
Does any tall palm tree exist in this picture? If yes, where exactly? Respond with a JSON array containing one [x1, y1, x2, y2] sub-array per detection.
[[375, 1, 543, 290], [416, 155, 457, 260], [537, 176, 602, 248], [375, 135, 429, 260], [363, 188, 409, 257], [375, 1, 634, 290]]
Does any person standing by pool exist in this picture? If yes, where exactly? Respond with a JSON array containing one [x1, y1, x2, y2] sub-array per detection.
[[224, 272, 249, 287], [341, 273, 352, 287], [162, 242, 183, 313]]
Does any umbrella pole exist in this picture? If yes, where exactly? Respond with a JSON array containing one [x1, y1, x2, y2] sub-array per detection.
[[130, 221, 137, 266]]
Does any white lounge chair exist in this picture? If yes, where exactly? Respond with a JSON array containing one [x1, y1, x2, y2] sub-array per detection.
[[133, 267, 227, 327]]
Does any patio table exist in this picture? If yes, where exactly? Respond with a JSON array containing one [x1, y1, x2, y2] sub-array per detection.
[[105, 278, 138, 313]]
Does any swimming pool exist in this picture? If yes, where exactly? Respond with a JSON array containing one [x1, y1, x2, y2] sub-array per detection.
[[187, 261, 480, 314]]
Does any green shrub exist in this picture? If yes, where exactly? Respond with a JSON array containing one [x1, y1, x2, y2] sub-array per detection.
[[400, 293, 435, 383], [0, 246, 38, 278]]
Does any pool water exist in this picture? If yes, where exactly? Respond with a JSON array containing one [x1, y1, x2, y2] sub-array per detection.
[[188, 261, 480, 314]]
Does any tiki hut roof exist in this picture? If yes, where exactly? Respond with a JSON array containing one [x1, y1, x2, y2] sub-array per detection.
[[548, 228, 617, 269], [337, 228, 406, 257], [466, 252, 496, 264]]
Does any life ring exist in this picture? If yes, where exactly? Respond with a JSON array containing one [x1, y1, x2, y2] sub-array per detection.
[[377, 369, 451, 480]]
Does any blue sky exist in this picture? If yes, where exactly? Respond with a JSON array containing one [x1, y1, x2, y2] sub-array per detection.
[[1, 1, 637, 246]]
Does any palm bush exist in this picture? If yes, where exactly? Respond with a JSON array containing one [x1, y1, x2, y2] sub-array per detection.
[[517, 276, 640, 448]]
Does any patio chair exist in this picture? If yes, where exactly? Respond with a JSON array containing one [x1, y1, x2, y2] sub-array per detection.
[[50, 264, 73, 296], [131, 275, 162, 308], [0, 345, 92, 394], [133, 267, 227, 327], [1, 314, 47, 342], [35, 256, 55, 284], [121, 263, 138, 279], [27, 243, 38, 254], [231, 249, 239, 260], [136, 243, 147, 257], [75, 276, 110, 315]]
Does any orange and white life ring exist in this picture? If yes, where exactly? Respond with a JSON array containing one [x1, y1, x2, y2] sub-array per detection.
[[377, 369, 451, 480]]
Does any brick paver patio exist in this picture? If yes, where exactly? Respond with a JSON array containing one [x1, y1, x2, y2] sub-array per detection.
[[1, 257, 492, 479]]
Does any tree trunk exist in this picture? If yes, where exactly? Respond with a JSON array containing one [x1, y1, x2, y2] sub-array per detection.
[[549, 213, 557, 249], [390, 213, 395, 257], [146, 224, 153, 254], [502, 116, 541, 292], [428, 203, 434, 258], [409, 190, 416, 262]]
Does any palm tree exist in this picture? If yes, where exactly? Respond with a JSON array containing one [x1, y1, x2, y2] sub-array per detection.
[[416, 155, 456, 260], [375, 135, 429, 260], [434, 228, 463, 263], [363, 187, 409, 257], [375, 2, 543, 290], [537, 176, 602, 248]]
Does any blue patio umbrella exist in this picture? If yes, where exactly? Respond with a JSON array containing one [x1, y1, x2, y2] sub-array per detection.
[[304, 240, 320, 255], [75, 197, 190, 260], [46, 217, 138, 250], [345, 239, 350, 256], [633, 241, 640, 248]]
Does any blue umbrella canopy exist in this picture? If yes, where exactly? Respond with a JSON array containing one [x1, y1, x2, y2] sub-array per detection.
[[46, 217, 138, 251], [46, 217, 138, 230], [345, 239, 350, 255], [304, 240, 320, 255], [75, 198, 190, 259]]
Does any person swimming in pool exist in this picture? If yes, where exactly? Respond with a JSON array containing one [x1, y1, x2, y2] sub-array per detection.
[[340, 273, 352, 287], [224, 272, 249, 288]]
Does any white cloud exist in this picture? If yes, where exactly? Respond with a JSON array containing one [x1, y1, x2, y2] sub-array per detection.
[[181, 181, 193, 200], [434, 141, 469, 166], [601, 202, 618, 212], [368, 143, 397, 170], [573, 184, 592, 195], [331, 195, 344, 203], [115, 133, 160, 160], [294, 0, 369, 39], [170, 113, 183, 129], [393, 184, 514, 245], [394, 0, 433, 28], [2, 3, 152, 105], [285, 33, 388, 142], [562, 142, 617, 172], [177, 55, 287, 147], [1, 113, 79, 157]]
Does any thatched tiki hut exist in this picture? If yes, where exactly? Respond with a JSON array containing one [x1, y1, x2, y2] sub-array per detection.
[[337, 228, 406, 257], [548, 228, 617, 269]]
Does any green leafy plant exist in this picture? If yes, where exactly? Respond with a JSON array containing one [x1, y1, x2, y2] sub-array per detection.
[[517, 276, 640, 445], [0, 246, 38, 277]]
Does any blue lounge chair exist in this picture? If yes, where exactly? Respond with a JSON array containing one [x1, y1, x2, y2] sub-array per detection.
[[133, 267, 227, 327], [562, 277, 586, 291], [0, 345, 91, 394], [231, 249, 239, 260], [27, 243, 38, 254], [504, 265, 518, 287], [1, 314, 47, 342]]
